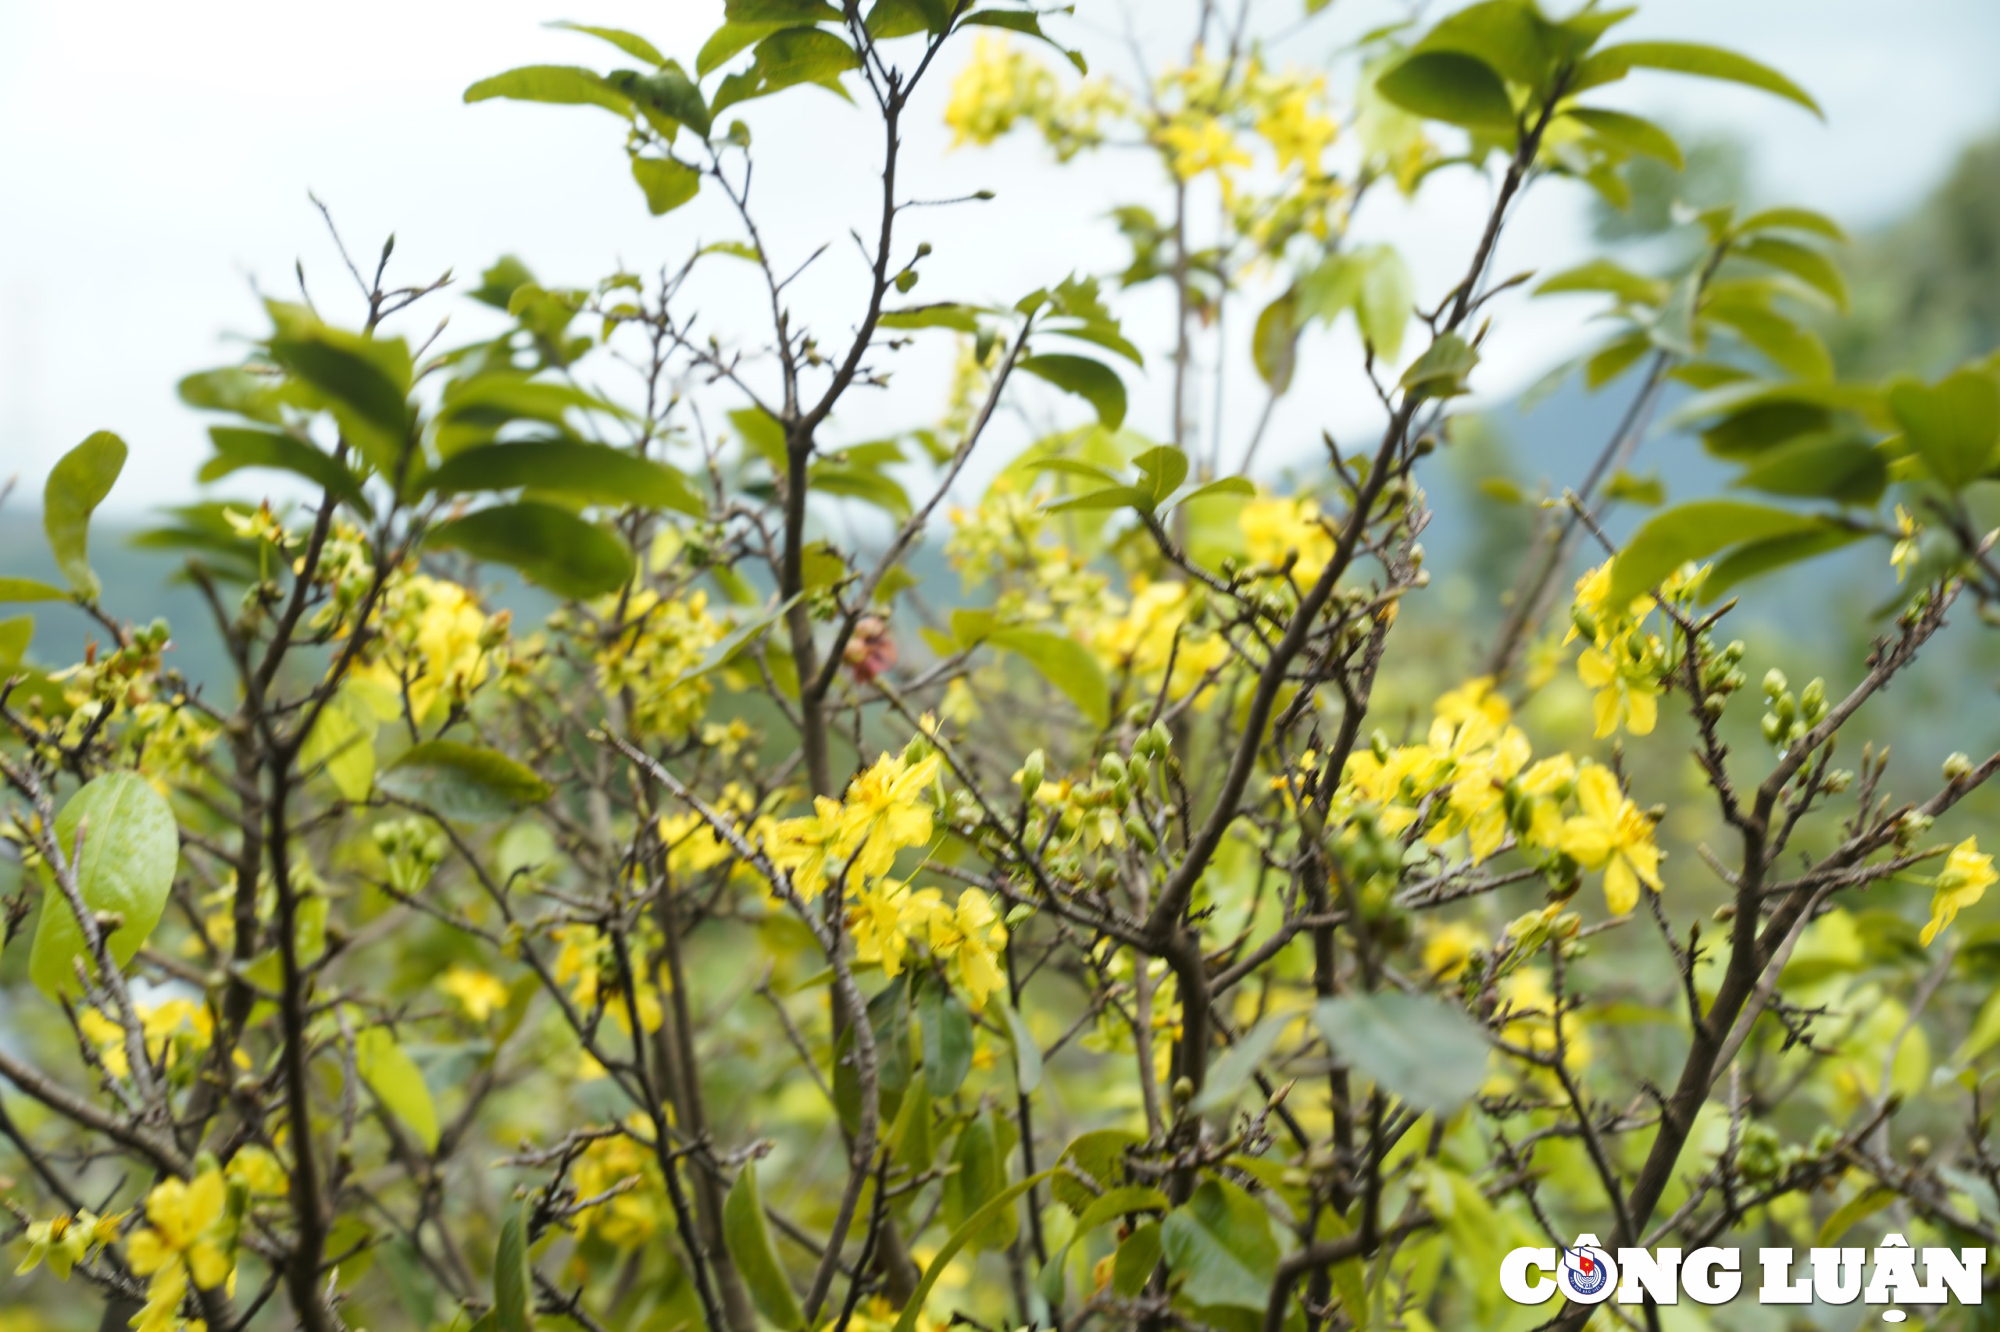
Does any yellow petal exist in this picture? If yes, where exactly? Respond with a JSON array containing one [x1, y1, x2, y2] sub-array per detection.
[[1591, 687, 1621, 739], [1604, 857, 1639, 916], [1625, 685, 1658, 736]]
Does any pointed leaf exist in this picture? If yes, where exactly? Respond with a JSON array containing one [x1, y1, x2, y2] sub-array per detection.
[[989, 628, 1110, 728], [725, 1164, 805, 1328], [1889, 369, 2000, 489], [920, 980, 974, 1097], [426, 441, 703, 516], [1159, 1179, 1278, 1310], [465, 64, 632, 115], [493, 1200, 531, 1332], [1019, 354, 1127, 430], [631, 155, 701, 215], [1376, 51, 1515, 130], [31, 772, 179, 1000], [356, 1026, 440, 1152], [547, 21, 667, 67], [1314, 992, 1490, 1114], [0, 577, 67, 604], [201, 427, 374, 517], [892, 1171, 1056, 1332], [427, 502, 635, 599], [43, 432, 127, 599], [1607, 499, 1821, 607], [381, 741, 553, 823], [1584, 41, 1820, 118], [1191, 1014, 1289, 1115]]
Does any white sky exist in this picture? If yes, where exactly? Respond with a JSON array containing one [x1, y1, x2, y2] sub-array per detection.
[[2, 0, 1996, 514]]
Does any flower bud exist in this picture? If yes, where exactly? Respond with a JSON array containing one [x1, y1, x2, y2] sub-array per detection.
[[1944, 752, 1974, 782], [1017, 750, 1045, 800], [1763, 668, 1788, 699], [1098, 753, 1127, 785]]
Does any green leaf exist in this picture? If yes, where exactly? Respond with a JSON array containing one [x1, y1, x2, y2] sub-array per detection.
[[1355, 247, 1415, 361], [1737, 206, 1846, 242], [1735, 236, 1848, 311], [1132, 446, 1190, 503], [724, 1164, 804, 1329], [631, 154, 701, 215], [1399, 333, 1479, 397], [1159, 1179, 1278, 1310], [943, 1111, 1017, 1252], [920, 980, 974, 1097], [712, 27, 859, 114], [1733, 434, 1885, 505], [672, 596, 801, 689], [1583, 41, 1821, 118], [1252, 289, 1300, 393], [1375, 51, 1516, 130], [892, 1171, 1056, 1332], [43, 431, 126, 599], [493, 1199, 531, 1332], [0, 577, 67, 604], [1002, 1002, 1042, 1093], [1191, 1015, 1289, 1115], [1051, 1128, 1142, 1213], [809, 462, 912, 518], [879, 303, 980, 332], [1704, 301, 1832, 382], [1607, 500, 1822, 607], [301, 689, 379, 804], [426, 441, 703, 516], [356, 1026, 441, 1152], [1818, 1186, 1895, 1247], [30, 772, 180, 1000], [380, 741, 553, 823], [1314, 992, 1490, 1114], [1535, 258, 1668, 305], [1706, 525, 1862, 599], [609, 64, 712, 136], [988, 628, 1111, 728], [1169, 476, 1257, 511], [1889, 369, 2000, 489], [1043, 485, 1151, 515], [1113, 1222, 1161, 1297], [890, 1071, 935, 1171], [465, 64, 632, 115], [1019, 354, 1127, 430], [959, 10, 1087, 72], [1564, 106, 1682, 168], [201, 427, 374, 517], [1957, 988, 2000, 1064], [0, 617, 31, 669], [267, 317, 413, 476], [1037, 1186, 1170, 1302], [547, 20, 666, 67], [427, 502, 635, 599]]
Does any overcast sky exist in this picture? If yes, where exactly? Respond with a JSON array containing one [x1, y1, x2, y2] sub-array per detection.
[[2, 0, 1997, 514]]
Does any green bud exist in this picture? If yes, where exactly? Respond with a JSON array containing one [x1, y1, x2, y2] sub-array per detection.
[[1944, 751, 1974, 782], [1019, 749, 1046, 800], [1763, 668, 1788, 699], [1098, 752, 1128, 786], [1124, 815, 1158, 853]]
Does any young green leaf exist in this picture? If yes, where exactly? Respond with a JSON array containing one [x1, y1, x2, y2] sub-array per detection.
[[267, 318, 413, 476], [989, 628, 1112, 728], [1399, 333, 1480, 397], [427, 502, 635, 600], [723, 1164, 805, 1328], [1375, 51, 1515, 130], [1314, 992, 1491, 1114], [1888, 369, 2000, 489], [630, 154, 701, 215], [1019, 354, 1128, 430], [492, 1199, 531, 1332], [546, 20, 668, 67], [381, 741, 554, 823], [1191, 1014, 1290, 1115], [1002, 1002, 1042, 1094], [1582, 41, 1821, 118], [465, 64, 633, 115], [892, 1171, 1056, 1332], [1706, 525, 1861, 599], [356, 1026, 441, 1152], [0, 577, 68, 604], [1732, 434, 1886, 504], [1564, 106, 1683, 168], [1159, 1179, 1279, 1310], [43, 431, 127, 599], [201, 427, 374, 517], [30, 771, 180, 1000], [426, 440, 703, 515], [958, 10, 1088, 73], [1607, 499, 1824, 607], [943, 1111, 1017, 1252], [919, 980, 974, 1097], [1735, 236, 1849, 311]]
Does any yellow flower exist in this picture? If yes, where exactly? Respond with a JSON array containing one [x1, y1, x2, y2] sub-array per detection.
[[1577, 635, 1659, 738], [15, 1209, 121, 1280], [551, 926, 661, 1033], [1922, 837, 1997, 945], [128, 1170, 233, 1301], [1434, 676, 1510, 730], [1256, 86, 1336, 175], [1515, 754, 1577, 851], [353, 574, 496, 721], [839, 751, 941, 878], [767, 796, 850, 900], [591, 589, 722, 738], [1558, 764, 1663, 915], [1158, 116, 1251, 183], [79, 998, 215, 1079], [918, 890, 1009, 1011], [225, 1146, 289, 1198], [1891, 504, 1921, 583], [1240, 495, 1335, 584], [850, 879, 917, 978], [572, 1125, 667, 1248], [1092, 580, 1229, 702], [944, 36, 1055, 146], [439, 966, 509, 1022], [1422, 922, 1487, 981]]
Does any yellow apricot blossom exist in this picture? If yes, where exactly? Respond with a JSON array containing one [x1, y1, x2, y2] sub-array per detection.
[[353, 574, 498, 721], [14, 1208, 121, 1280], [1256, 84, 1337, 176], [438, 966, 509, 1022], [849, 878, 918, 978], [912, 889, 1009, 1011], [1921, 837, 1997, 945], [1240, 495, 1335, 583], [1422, 921, 1488, 981], [945, 36, 1054, 146], [1157, 115, 1252, 184], [1558, 764, 1663, 914], [128, 1169, 233, 1332]]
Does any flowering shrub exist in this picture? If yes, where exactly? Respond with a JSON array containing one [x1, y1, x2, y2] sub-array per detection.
[[4, 4, 2000, 1332]]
